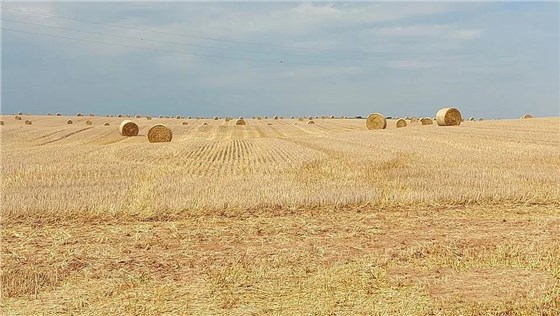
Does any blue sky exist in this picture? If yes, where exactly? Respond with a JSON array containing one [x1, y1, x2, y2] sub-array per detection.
[[2, 2, 558, 118]]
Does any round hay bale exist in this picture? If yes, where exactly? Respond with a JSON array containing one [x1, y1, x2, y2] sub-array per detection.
[[404, 116, 410, 120], [47, 113, 52, 116], [321, 116, 326, 119], [15, 115, 22, 120], [521, 114, 533, 119], [67, 119, 73, 124], [202, 122, 208, 125], [175, 115, 180, 119], [147, 124, 172, 143], [273, 116, 279, 120], [182, 121, 188, 125], [76, 112, 83, 117], [166, 116, 171, 119], [307, 120, 315, 125], [366, 113, 387, 130], [315, 116, 319, 119], [18, 112, 23, 115], [257, 117, 262, 120], [119, 120, 139, 136], [86, 120, 93, 125], [291, 116, 295, 119], [213, 117, 219, 120], [104, 122, 110, 126], [89, 113, 95, 117], [264, 116, 268, 119], [117, 114, 123, 117], [158, 115, 163, 118], [330, 115, 335, 119], [436, 107, 462, 126], [298, 117, 304, 121], [308, 116, 313, 120], [25, 120, 32, 125], [396, 119, 407, 128], [135, 114, 141, 118], [0, 121, 4, 126], [187, 116, 192, 119], [420, 117, 433, 125], [56, 112, 62, 116], [146, 116, 152, 120], [469, 117, 475, 121], [126, 114, 131, 118], [410, 117, 419, 123], [235, 118, 246, 125], [225, 117, 231, 122]]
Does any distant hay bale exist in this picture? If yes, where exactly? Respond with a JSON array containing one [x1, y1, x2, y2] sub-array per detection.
[[405, 116, 410, 120], [315, 116, 319, 119], [166, 116, 171, 119], [176, 115, 181, 119], [257, 117, 262, 120], [280, 116, 284, 119], [187, 116, 192, 119], [321, 116, 326, 119], [135, 114, 141, 118], [330, 115, 335, 119], [214, 117, 219, 120], [479, 118, 484, 121], [225, 117, 231, 122], [410, 117, 419, 123], [235, 118, 246, 125], [298, 117, 304, 121], [86, 120, 93, 125], [25, 120, 32, 125], [159, 115, 163, 118], [47, 113, 52, 116], [0, 121, 4, 126], [56, 112, 62, 116], [436, 107, 462, 126], [308, 116, 313, 120], [521, 114, 533, 119], [264, 116, 268, 119], [274, 116, 279, 120], [421, 117, 433, 125], [386, 116, 393, 119], [126, 114, 131, 118], [307, 120, 315, 125], [182, 121, 188, 125], [104, 122, 110, 126], [119, 120, 139, 136], [366, 113, 387, 130], [18, 112, 23, 115], [147, 124, 173, 143], [343, 116, 348, 119], [67, 119, 73, 124], [291, 116, 295, 119], [396, 119, 407, 128], [202, 122, 208, 125], [15, 115, 22, 120], [89, 113, 95, 117], [146, 116, 152, 120], [117, 114, 123, 117], [469, 117, 475, 121]]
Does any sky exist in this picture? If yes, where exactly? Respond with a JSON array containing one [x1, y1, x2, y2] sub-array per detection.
[[1, 2, 559, 118]]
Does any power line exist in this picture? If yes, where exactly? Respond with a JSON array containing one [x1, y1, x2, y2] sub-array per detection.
[[2, 27, 331, 66], [2, 18, 361, 61], [3, 7, 386, 56]]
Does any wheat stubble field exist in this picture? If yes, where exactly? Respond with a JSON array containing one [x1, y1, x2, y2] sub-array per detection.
[[1, 115, 559, 315]]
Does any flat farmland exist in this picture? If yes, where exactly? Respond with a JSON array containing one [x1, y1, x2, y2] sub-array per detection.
[[1, 115, 559, 314]]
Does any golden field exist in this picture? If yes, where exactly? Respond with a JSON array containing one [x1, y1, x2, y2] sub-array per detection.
[[1, 115, 559, 315]]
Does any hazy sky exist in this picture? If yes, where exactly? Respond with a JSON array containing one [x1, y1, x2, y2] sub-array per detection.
[[2, 2, 559, 118]]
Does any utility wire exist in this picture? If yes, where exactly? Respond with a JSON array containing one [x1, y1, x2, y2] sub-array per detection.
[[2, 27, 333, 66], [3, 7, 386, 56]]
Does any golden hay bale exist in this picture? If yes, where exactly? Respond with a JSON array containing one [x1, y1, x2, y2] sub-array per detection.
[[182, 121, 188, 125], [146, 116, 152, 120], [410, 117, 419, 123], [421, 117, 433, 125], [86, 120, 93, 125], [175, 115, 180, 119], [225, 117, 231, 122], [436, 107, 462, 126], [0, 121, 4, 126], [315, 116, 319, 119], [308, 116, 313, 120], [291, 116, 295, 119], [521, 114, 533, 119], [257, 117, 262, 120], [135, 114, 141, 118], [67, 119, 73, 124], [147, 124, 172, 143], [213, 117, 219, 120], [104, 122, 110, 126], [396, 119, 407, 128], [321, 115, 326, 119], [56, 112, 62, 116], [330, 115, 335, 119], [76, 112, 83, 117], [273, 116, 279, 120], [15, 115, 22, 120], [18, 112, 23, 115], [89, 113, 95, 117], [469, 117, 475, 121], [307, 120, 315, 125], [366, 113, 387, 130], [235, 118, 246, 125], [119, 120, 139, 136], [117, 114, 123, 117], [126, 114, 131, 118], [264, 116, 268, 119], [25, 120, 32, 125], [298, 117, 304, 121], [158, 115, 163, 118], [187, 116, 192, 119]]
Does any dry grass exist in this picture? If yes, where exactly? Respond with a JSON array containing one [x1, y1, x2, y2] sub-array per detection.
[[1, 115, 559, 314]]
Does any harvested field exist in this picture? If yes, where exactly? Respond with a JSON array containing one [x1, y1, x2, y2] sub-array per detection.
[[1, 115, 559, 314]]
